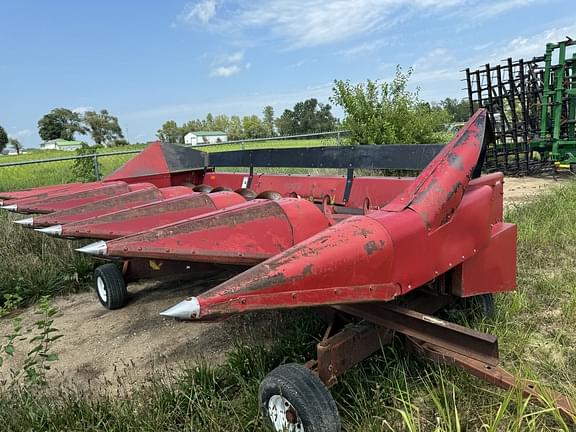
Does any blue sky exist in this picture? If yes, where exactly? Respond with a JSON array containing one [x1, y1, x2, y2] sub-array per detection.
[[0, 0, 573, 148]]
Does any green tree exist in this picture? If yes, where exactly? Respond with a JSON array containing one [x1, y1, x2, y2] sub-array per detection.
[[205, 113, 214, 130], [440, 97, 470, 122], [275, 98, 336, 135], [157, 120, 184, 143], [263, 105, 275, 137], [212, 114, 230, 133], [181, 119, 203, 135], [73, 143, 99, 182], [8, 138, 23, 155], [37, 108, 86, 141], [0, 126, 8, 152], [83, 109, 124, 147], [331, 66, 450, 144], [242, 115, 267, 139], [227, 116, 244, 140]]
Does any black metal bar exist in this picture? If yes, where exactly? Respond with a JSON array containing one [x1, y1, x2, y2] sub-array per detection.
[[208, 144, 444, 171], [343, 168, 354, 203], [465, 68, 475, 116], [507, 58, 521, 172]]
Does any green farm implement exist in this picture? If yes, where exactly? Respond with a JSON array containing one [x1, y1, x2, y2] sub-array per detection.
[[466, 37, 576, 174]]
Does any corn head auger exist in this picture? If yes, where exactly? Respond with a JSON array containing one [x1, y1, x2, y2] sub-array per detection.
[[3, 109, 574, 430]]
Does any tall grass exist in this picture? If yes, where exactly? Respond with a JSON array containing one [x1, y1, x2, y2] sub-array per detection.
[[0, 211, 93, 310]]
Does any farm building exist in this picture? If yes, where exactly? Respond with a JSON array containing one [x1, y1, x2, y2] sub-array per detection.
[[40, 139, 84, 151], [184, 131, 227, 146]]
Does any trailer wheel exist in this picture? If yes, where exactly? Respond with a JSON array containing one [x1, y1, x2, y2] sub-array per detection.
[[466, 293, 495, 318], [259, 363, 341, 432], [94, 263, 128, 310]]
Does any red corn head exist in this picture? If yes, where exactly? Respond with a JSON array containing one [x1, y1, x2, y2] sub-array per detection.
[[55, 191, 246, 240]]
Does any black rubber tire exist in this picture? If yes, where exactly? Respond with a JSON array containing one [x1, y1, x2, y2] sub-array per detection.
[[94, 263, 128, 310], [259, 363, 341, 432], [466, 293, 495, 318]]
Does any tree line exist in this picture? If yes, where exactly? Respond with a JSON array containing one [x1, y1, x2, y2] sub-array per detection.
[[157, 99, 339, 144], [157, 70, 470, 146]]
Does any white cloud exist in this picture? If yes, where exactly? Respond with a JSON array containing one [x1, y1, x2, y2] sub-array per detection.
[[209, 50, 248, 77], [178, 0, 218, 25], [473, 0, 536, 19], [483, 24, 576, 63], [176, 0, 537, 49], [210, 64, 242, 77], [212, 50, 244, 65], [223, 50, 244, 64], [338, 38, 396, 57]]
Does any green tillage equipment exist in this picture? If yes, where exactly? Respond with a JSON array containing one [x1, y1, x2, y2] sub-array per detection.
[[526, 39, 576, 168], [465, 37, 576, 175]]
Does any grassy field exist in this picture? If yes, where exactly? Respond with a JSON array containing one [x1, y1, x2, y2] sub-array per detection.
[[0, 138, 341, 192], [0, 178, 575, 430]]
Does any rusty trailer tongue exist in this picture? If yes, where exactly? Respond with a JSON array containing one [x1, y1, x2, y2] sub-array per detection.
[[4, 109, 574, 427]]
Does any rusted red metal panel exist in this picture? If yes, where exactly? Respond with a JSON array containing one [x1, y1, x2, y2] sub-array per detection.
[[4, 181, 132, 213], [29, 186, 163, 227], [347, 177, 413, 209], [15, 182, 158, 214], [383, 110, 487, 230], [101, 198, 333, 265], [377, 185, 494, 294], [451, 222, 517, 297], [1, 181, 124, 208], [0, 182, 84, 201], [104, 141, 170, 182], [201, 173, 418, 208], [202, 173, 247, 191], [174, 215, 398, 318], [58, 191, 246, 239]]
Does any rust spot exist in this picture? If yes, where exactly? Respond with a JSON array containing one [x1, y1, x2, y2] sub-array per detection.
[[410, 179, 439, 205], [447, 152, 464, 170], [452, 130, 471, 148], [446, 181, 463, 202], [354, 227, 371, 238], [364, 240, 381, 256]]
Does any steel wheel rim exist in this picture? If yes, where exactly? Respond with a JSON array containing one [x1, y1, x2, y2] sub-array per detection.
[[96, 276, 107, 302], [268, 395, 304, 432]]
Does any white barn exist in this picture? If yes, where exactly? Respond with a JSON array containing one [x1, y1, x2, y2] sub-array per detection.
[[184, 131, 227, 146]]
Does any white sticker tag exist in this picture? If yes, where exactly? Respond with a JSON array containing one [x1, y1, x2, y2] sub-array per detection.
[[241, 176, 249, 188]]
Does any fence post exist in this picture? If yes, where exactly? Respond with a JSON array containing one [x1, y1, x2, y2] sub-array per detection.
[[93, 155, 100, 181], [337, 131, 341, 145]]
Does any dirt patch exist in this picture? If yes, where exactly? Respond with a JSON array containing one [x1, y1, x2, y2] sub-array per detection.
[[504, 175, 568, 207], [0, 273, 278, 390]]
